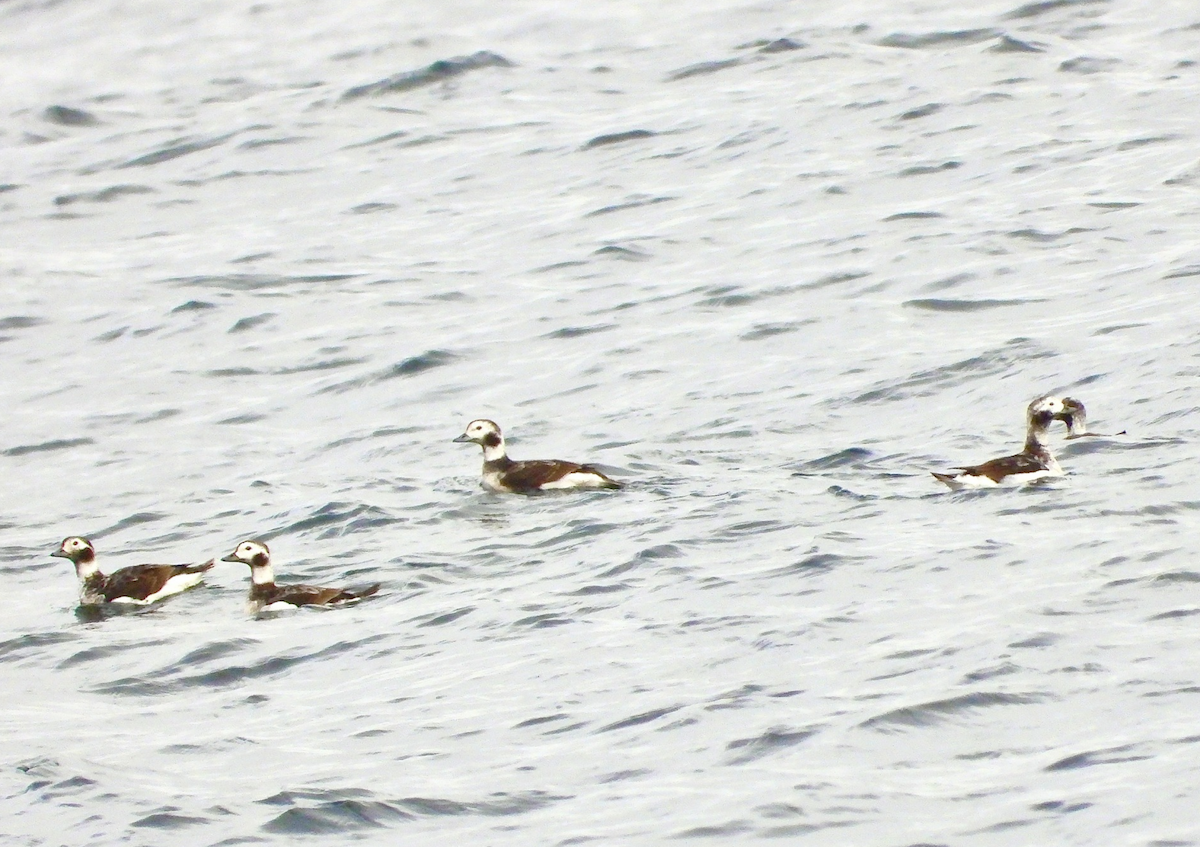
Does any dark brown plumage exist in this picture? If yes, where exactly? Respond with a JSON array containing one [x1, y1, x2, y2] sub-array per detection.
[[454, 419, 622, 493], [249, 582, 378, 608], [932, 395, 1073, 490], [221, 539, 380, 612], [931, 451, 1052, 486], [483, 455, 618, 493], [93, 564, 212, 603], [53, 536, 213, 606]]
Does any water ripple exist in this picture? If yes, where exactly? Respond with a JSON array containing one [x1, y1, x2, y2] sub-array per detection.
[[861, 692, 1047, 732]]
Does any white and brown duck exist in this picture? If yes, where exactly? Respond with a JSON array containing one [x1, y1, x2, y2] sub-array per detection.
[[221, 540, 380, 613], [453, 418, 622, 493], [53, 536, 213, 606], [932, 395, 1074, 490], [1061, 397, 1124, 440]]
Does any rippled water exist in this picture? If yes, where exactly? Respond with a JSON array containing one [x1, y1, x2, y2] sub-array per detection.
[[3, 0, 1200, 843]]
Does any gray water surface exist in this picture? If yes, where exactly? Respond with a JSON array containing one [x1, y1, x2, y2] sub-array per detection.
[[2, 0, 1200, 844]]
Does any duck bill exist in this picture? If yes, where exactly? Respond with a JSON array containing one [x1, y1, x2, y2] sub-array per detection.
[[452, 434, 472, 443]]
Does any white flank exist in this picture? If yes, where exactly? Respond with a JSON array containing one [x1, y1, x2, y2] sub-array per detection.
[[998, 470, 1058, 486], [938, 469, 1058, 491], [144, 571, 206, 603], [254, 600, 300, 614], [538, 471, 612, 490], [108, 572, 205, 605]]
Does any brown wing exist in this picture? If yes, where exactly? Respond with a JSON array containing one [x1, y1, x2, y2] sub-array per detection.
[[955, 452, 1049, 483], [505, 460, 619, 491], [503, 460, 585, 491], [265, 582, 380, 607], [265, 584, 349, 606], [103, 562, 210, 602]]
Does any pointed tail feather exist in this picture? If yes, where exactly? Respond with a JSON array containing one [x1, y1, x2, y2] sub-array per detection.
[[931, 471, 964, 490], [182, 559, 216, 574]]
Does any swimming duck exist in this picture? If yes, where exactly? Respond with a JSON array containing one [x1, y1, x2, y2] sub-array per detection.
[[1060, 396, 1124, 439], [221, 539, 380, 613], [932, 395, 1073, 490], [53, 536, 213, 606], [453, 418, 622, 493]]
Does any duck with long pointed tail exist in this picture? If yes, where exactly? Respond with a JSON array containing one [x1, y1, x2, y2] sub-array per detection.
[[453, 418, 622, 494], [1060, 397, 1125, 440], [932, 395, 1074, 490], [53, 536, 213, 607], [221, 540, 380, 614]]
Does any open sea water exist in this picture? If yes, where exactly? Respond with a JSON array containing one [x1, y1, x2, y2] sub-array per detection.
[[2, 0, 1200, 844]]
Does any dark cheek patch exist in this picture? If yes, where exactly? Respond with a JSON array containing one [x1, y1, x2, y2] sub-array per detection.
[[252, 552, 269, 567], [484, 433, 502, 448]]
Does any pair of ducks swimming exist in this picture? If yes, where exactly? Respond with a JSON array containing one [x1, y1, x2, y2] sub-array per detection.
[[53, 403, 1106, 611], [461, 398, 1108, 493], [461, 398, 1109, 492], [53, 536, 380, 613]]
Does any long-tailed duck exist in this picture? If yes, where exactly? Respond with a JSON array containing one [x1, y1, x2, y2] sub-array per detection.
[[53, 536, 213, 606], [1061, 396, 1125, 439], [932, 395, 1073, 490], [221, 539, 380, 613], [453, 418, 622, 493]]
